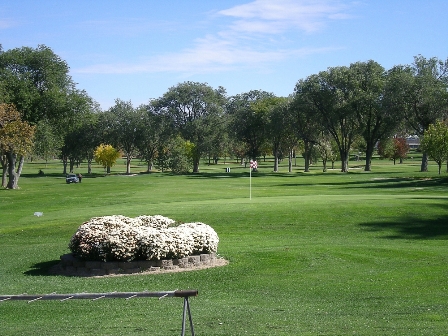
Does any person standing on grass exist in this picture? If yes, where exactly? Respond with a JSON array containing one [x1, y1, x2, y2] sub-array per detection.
[[77, 173, 82, 183]]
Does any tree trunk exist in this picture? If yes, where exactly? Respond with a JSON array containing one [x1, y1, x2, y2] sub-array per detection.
[[62, 157, 68, 175], [106, 165, 111, 174], [192, 149, 200, 173], [340, 150, 349, 173], [126, 157, 132, 174], [303, 141, 312, 172], [364, 143, 374, 172], [6, 152, 19, 189], [438, 162, 442, 175], [193, 159, 200, 173], [288, 150, 293, 172], [87, 159, 92, 174], [1, 154, 8, 188], [15, 155, 25, 186], [322, 159, 327, 172], [420, 152, 428, 172], [304, 152, 310, 172], [273, 149, 279, 172], [69, 158, 75, 173]]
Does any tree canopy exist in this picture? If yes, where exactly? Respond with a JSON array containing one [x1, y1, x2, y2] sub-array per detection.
[[155, 82, 227, 173], [3, 44, 448, 178]]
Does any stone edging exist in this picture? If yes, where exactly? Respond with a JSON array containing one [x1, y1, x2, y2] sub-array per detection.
[[50, 253, 224, 277]]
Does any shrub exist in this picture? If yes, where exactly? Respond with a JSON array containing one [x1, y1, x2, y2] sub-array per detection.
[[69, 215, 219, 261]]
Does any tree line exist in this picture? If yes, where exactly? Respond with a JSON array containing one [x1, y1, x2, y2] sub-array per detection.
[[1, 45, 448, 189]]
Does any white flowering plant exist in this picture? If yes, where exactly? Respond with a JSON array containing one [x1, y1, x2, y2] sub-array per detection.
[[69, 215, 219, 262]]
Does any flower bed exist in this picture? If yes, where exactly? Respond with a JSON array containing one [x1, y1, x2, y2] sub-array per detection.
[[50, 252, 225, 277], [68, 215, 219, 262]]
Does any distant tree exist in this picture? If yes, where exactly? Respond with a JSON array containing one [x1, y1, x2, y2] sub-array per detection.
[[102, 99, 141, 174], [349, 61, 400, 171], [229, 140, 248, 165], [0, 45, 86, 180], [378, 137, 409, 165], [168, 136, 194, 174], [0, 104, 35, 188], [135, 104, 173, 172], [377, 138, 394, 160], [316, 134, 338, 172], [58, 90, 99, 174], [227, 90, 275, 164], [94, 144, 120, 174], [69, 111, 101, 174], [156, 82, 227, 173], [267, 97, 295, 172], [0, 45, 73, 125], [420, 121, 448, 174], [32, 119, 61, 166], [294, 67, 360, 172], [388, 56, 448, 171], [290, 87, 326, 172]]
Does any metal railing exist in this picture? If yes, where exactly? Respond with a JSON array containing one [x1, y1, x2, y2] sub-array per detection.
[[0, 290, 198, 336]]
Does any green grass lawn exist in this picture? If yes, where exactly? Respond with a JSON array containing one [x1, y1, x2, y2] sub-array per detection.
[[1, 156, 447, 335]]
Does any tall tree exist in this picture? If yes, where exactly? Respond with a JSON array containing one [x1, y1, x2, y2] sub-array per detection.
[[156, 82, 227, 173], [0, 104, 35, 189], [135, 103, 173, 172], [266, 97, 295, 172], [420, 120, 448, 174], [227, 90, 275, 164], [59, 90, 99, 174], [290, 87, 325, 172], [295, 67, 360, 172], [349, 61, 400, 171], [64, 110, 101, 174], [0, 45, 73, 124], [0, 45, 92, 182], [388, 56, 448, 171], [33, 119, 62, 166], [102, 99, 141, 174]]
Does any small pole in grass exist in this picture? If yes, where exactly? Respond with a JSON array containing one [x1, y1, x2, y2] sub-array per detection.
[[249, 159, 257, 200]]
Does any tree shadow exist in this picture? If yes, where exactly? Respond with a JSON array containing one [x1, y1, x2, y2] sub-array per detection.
[[276, 176, 448, 189], [20, 172, 106, 179], [23, 259, 60, 276], [359, 204, 448, 240]]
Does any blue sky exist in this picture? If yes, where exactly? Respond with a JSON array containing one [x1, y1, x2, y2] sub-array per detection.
[[1, 0, 447, 110]]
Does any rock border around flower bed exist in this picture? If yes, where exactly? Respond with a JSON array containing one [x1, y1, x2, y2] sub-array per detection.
[[50, 253, 227, 277]]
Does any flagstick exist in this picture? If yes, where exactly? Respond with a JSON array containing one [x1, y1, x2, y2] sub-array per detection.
[[250, 167, 252, 200]]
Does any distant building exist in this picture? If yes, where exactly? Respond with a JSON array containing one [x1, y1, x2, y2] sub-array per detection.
[[406, 135, 420, 149]]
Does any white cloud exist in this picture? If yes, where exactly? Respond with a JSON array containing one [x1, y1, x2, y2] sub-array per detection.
[[75, 18, 177, 38], [0, 18, 18, 29], [74, 0, 353, 75], [76, 36, 295, 74], [219, 0, 352, 33]]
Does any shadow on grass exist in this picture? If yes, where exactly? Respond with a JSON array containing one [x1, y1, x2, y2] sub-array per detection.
[[360, 205, 448, 240], [24, 260, 60, 276], [20, 172, 107, 179], [276, 176, 448, 189]]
